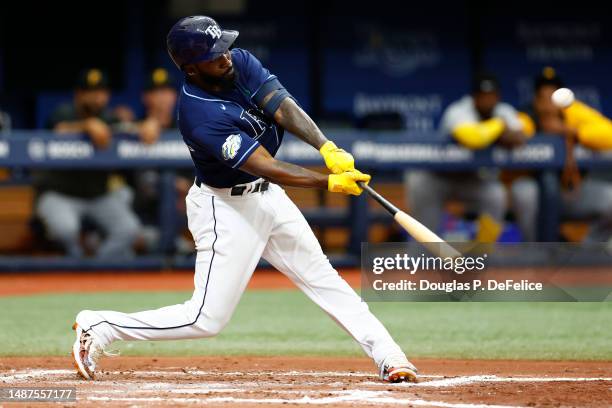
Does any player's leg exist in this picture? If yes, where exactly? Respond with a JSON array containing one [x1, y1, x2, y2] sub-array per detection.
[[36, 191, 84, 257], [87, 188, 141, 258], [260, 184, 415, 381], [74, 184, 272, 353], [510, 177, 539, 241], [458, 175, 507, 223], [405, 170, 447, 232]]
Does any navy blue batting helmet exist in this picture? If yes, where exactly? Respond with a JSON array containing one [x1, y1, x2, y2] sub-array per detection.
[[166, 16, 239, 70]]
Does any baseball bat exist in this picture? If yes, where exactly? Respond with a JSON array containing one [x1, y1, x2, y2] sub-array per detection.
[[357, 182, 461, 258]]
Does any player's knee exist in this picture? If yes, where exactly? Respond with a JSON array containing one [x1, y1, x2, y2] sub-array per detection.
[[108, 217, 141, 244], [205, 319, 227, 336], [193, 312, 230, 337], [47, 220, 80, 243]]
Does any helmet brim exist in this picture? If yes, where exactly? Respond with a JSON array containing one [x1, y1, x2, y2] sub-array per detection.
[[206, 30, 239, 61]]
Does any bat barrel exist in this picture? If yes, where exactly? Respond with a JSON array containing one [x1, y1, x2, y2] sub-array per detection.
[[358, 181, 462, 258]]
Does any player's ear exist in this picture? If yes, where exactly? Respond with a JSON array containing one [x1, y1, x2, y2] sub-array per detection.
[[183, 64, 197, 77]]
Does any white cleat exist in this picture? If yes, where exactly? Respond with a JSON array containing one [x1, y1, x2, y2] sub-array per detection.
[[71, 322, 109, 380], [379, 353, 418, 383]]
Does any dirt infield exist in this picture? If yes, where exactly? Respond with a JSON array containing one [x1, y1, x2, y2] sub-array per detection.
[[2, 267, 610, 297], [0, 269, 361, 296], [1, 357, 611, 407]]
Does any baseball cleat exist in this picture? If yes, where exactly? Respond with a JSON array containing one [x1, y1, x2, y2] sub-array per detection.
[[379, 353, 418, 383], [71, 322, 110, 380]]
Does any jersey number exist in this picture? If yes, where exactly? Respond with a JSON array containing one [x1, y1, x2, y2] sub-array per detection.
[[240, 109, 268, 140]]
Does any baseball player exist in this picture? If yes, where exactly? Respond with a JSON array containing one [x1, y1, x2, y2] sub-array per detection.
[[406, 73, 535, 242], [71, 16, 417, 383], [519, 68, 612, 241]]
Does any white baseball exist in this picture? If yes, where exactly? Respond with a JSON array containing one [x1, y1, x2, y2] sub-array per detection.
[[551, 88, 575, 108]]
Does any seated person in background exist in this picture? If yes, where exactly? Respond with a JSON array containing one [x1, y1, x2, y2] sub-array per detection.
[[0, 107, 11, 181], [406, 73, 537, 242], [33, 68, 141, 258], [139, 68, 178, 143], [0, 108, 10, 133], [115, 67, 178, 144], [125, 68, 186, 252], [519, 67, 612, 242]]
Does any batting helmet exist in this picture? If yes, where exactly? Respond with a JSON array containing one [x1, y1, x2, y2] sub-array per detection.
[[166, 16, 239, 70]]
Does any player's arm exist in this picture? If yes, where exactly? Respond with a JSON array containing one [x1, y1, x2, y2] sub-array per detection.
[[451, 118, 506, 149], [563, 101, 612, 150], [53, 118, 112, 148], [255, 82, 355, 174], [240, 145, 369, 195], [271, 97, 327, 149]]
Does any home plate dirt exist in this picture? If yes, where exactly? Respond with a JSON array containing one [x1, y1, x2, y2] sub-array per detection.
[[1, 357, 611, 407]]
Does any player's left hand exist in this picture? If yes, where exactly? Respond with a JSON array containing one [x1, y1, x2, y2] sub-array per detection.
[[320, 141, 355, 174]]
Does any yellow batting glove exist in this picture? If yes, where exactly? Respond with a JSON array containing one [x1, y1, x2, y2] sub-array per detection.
[[320, 141, 355, 174], [328, 170, 371, 196]]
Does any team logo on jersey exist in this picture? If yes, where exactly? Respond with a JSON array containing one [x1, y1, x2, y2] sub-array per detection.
[[222, 134, 242, 160]]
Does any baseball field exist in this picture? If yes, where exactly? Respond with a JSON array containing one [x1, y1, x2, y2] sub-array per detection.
[[1, 270, 610, 407]]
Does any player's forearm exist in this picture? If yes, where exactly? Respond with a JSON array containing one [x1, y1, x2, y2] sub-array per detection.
[[242, 155, 328, 189], [53, 121, 87, 133], [266, 160, 328, 189], [452, 118, 505, 149], [273, 98, 328, 150]]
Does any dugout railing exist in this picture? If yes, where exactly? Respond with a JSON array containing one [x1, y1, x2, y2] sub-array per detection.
[[1, 130, 611, 270]]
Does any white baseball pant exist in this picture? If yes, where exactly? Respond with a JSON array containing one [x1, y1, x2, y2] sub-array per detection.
[[77, 180, 404, 367]]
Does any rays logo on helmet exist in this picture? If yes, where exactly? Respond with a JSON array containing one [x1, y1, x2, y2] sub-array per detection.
[[222, 134, 242, 160], [205, 25, 222, 40]]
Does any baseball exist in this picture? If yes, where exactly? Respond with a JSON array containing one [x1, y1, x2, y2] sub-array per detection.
[[551, 87, 575, 108]]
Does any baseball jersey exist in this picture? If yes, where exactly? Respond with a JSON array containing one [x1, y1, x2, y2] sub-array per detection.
[[440, 95, 523, 135], [178, 48, 284, 188]]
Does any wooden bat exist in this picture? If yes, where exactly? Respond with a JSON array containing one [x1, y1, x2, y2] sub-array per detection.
[[357, 182, 461, 258]]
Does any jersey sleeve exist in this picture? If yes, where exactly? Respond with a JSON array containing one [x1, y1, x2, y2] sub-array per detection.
[[190, 122, 260, 169], [439, 103, 467, 134], [495, 103, 523, 132], [46, 104, 75, 129], [232, 49, 277, 101]]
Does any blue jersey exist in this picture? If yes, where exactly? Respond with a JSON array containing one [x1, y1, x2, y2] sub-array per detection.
[[178, 48, 284, 188]]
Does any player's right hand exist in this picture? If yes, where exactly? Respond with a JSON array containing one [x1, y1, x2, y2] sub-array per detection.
[[83, 117, 112, 149], [328, 170, 371, 195], [320, 141, 355, 174]]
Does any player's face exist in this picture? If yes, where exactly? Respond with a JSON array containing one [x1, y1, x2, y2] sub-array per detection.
[[534, 85, 560, 112], [74, 89, 110, 117], [473, 91, 500, 119], [186, 51, 236, 88], [143, 87, 178, 114]]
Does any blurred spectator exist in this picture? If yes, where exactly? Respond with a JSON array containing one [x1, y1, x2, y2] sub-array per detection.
[[33, 68, 141, 258], [127, 68, 194, 254], [140, 68, 178, 142], [0, 109, 10, 133], [115, 67, 177, 143], [520, 67, 612, 242], [0, 107, 11, 181], [406, 73, 537, 242]]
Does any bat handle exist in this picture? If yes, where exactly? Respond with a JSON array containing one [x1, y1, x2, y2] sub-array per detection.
[[356, 180, 371, 192], [356, 181, 400, 215]]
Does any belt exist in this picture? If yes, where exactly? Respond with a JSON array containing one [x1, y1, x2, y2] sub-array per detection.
[[196, 178, 270, 196]]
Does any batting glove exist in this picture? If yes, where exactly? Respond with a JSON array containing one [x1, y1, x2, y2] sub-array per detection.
[[328, 170, 371, 195], [320, 141, 355, 174]]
